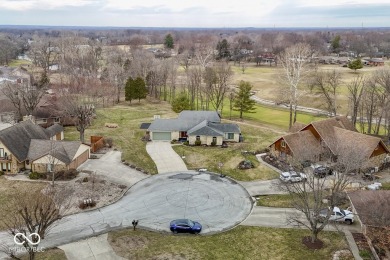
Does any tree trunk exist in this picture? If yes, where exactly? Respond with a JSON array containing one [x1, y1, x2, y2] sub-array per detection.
[[80, 130, 85, 143]]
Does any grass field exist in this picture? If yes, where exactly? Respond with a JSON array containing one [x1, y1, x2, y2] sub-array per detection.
[[64, 100, 177, 174], [20, 248, 66, 260], [8, 59, 32, 67], [108, 226, 349, 260], [231, 62, 388, 115], [0, 176, 46, 230]]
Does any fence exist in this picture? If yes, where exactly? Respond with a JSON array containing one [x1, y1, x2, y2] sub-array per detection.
[[90, 136, 104, 153]]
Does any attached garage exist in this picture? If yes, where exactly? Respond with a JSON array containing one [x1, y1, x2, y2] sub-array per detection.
[[152, 132, 172, 141]]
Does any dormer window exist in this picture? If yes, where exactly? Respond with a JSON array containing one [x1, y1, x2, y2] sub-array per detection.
[[281, 140, 286, 148]]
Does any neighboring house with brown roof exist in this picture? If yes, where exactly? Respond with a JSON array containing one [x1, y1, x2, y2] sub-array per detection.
[[269, 116, 389, 167], [0, 120, 89, 174]]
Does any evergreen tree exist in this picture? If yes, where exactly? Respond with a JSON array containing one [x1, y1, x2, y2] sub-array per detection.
[[233, 81, 256, 119], [172, 92, 191, 113], [216, 39, 230, 60], [331, 35, 341, 53], [134, 77, 148, 102], [348, 58, 363, 72], [164, 34, 174, 49], [125, 77, 135, 103]]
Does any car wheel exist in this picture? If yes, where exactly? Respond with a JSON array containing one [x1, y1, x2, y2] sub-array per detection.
[[173, 229, 178, 234], [345, 219, 352, 225]]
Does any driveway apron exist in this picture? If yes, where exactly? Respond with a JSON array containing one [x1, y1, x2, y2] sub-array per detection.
[[146, 142, 188, 173]]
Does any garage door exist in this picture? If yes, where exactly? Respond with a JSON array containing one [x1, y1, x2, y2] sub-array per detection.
[[152, 132, 171, 141]]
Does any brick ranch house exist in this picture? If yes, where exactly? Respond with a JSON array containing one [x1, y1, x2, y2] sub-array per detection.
[[269, 116, 389, 168], [0, 120, 89, 174]]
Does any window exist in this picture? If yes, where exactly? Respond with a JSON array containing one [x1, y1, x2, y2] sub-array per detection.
[[42, 118, 47, 123], [212, 137, 217, 143], [0, 148, 4, 158], [281, 140, 286, 148], [47, 163, 54, 172], [227, 133, 234, 139], [196, 136, 200, 141], [54, 117, 60, 123]]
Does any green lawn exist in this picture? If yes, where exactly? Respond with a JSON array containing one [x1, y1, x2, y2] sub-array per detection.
[[172, 122, 280, 181], [108, 226, 349, 260], [64, 100, 177, 174], [256, 194, 295, 208], [8, 59, 32, 67]]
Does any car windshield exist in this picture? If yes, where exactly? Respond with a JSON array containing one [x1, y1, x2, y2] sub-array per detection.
[[340, 209, 346, 215], [186, 219, 194, 227]]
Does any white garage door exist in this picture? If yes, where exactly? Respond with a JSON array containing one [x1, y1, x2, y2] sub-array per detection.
[[152, 132, 172, 141]]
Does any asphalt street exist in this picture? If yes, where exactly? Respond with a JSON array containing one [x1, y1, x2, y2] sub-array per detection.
[[0, 171, 252, 258]]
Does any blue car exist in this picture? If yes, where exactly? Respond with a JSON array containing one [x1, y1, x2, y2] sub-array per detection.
[[170, 219, 202, 234]]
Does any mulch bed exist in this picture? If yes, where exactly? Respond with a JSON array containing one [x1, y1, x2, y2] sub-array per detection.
[[302, 236, 324, 249]]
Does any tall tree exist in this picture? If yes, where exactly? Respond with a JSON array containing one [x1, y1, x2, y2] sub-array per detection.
[[233, 81, 256, 119], [133, 77, 148, 102], [164, 34, 174, 49], [216, 39, 230, 60], [209, 63, 233, 112], [309, 70, 342, 116], [331, 35, 341, 53], [278, 43, 313, 128], [125, 77, 135, 103], [347, 75, 365, 127]]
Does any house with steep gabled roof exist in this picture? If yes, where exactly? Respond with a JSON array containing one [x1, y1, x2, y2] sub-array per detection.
[[147, 110, 241, 145], [269, 116, 389, 167], [0, 120, 89, 174]]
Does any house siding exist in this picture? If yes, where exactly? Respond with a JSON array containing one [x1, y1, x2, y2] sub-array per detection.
[[171, 131, 180, 140], [189, 135, 223, 145], [224, 133, 240, 142]]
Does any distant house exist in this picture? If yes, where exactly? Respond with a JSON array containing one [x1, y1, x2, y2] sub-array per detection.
[[0, 120, 89, 174], [269, 117, 389, 166], [148, 111, 241, 145], [363, 58, 385, 66]]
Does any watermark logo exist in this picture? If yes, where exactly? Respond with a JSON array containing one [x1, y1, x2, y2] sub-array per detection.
[[14, 233, 41, 246]]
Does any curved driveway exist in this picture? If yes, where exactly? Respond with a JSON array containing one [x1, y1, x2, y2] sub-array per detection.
[[146, 142, 187, 173]]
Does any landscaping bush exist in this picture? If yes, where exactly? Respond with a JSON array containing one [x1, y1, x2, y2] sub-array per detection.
[[49, 169, 79, 181], [82, 177, 89, 182], [29, 172, 45, 180], [171, 139, 177, 144], [0, 171, 4, 176], [184, 141, 189, 146], [195, 140, 201, 146], [104, 137, 113, 148], [210, 141, 216, 146]]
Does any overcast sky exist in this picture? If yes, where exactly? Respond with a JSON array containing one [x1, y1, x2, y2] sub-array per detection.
[[1, 0, 390, 28]]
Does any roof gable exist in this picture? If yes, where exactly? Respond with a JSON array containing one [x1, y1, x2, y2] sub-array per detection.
[[0, 120, 49, 161], [28, 140, 81, 164], [178, 111, 221, 123]]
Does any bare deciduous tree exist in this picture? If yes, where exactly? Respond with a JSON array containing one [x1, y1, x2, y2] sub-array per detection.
[[278, 43, 313, 128], [347, 75, 365, 127], [1, 187, 71, 260], [209, 63, 233, 112], [309, 69, 342, 116]]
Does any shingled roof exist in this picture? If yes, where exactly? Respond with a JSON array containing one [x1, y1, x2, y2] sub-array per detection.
[[44, 124, 64, 138], [27, 140, 81, 164], [283, 130, 322, 157], [0, 120, 49, 162]]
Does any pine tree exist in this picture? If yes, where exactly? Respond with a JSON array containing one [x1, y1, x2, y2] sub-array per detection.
[[125, 77, 135, 103], [164, 34, 174, 49], [233, 81, 256, 119], [348, 58, 363, 72]]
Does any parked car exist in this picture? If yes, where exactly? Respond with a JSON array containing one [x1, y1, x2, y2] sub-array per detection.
[[319, 207, 354, 225], [170, 219, 202, 234], [314, 166, 333, 178], [280, 171, 307, 183]]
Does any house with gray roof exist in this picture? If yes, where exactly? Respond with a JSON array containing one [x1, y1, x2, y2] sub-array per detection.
[[0, 120, 89, 174], [147, 111, 241, 145]]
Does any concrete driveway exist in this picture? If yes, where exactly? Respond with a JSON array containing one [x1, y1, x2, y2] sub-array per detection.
[[239, 179, 287, 196], [146, 142, 187, 173], [78, 150, 147, 186], [0, 171, 252, 256]]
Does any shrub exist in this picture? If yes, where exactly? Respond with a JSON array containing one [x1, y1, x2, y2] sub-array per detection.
[[0, 171, 4, 176], [210, 141, 216, 146], [171, 139, 177, 144], [82, 177, 89, 182], [105, 137, 113, 148], [184, 141, 189, 146], [29, 172, 42, 179], [195, 140, 201, 146]]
